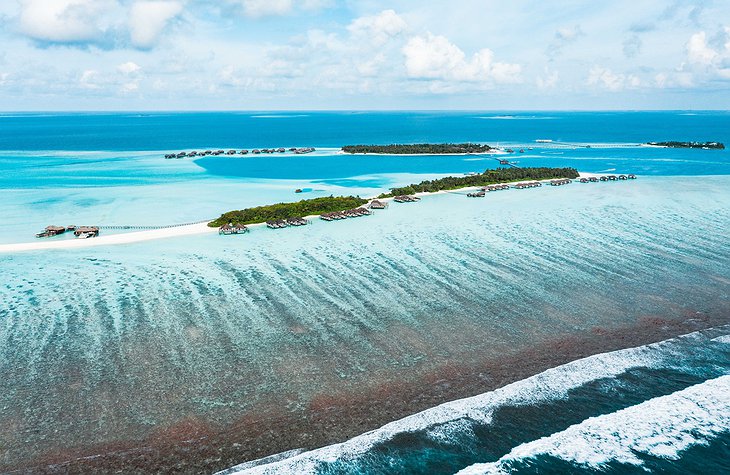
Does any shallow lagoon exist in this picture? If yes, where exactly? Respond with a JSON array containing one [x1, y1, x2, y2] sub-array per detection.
[[1, 175, 729, 470]]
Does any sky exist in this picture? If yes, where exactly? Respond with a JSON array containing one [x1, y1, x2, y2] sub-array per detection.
[[0, 0, 729, 110]]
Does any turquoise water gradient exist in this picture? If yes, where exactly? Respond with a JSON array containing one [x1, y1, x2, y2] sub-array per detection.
[[1, 112, 729, 473], [0, 112, 728, 244]]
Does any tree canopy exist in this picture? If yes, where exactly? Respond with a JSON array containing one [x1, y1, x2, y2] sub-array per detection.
[[380, 167, 580, 197], [209, 196, 367, 227], [342, 143, 493, 154]]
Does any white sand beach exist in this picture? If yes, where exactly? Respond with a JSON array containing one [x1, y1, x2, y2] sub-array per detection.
[[0, 222, 218, 253]]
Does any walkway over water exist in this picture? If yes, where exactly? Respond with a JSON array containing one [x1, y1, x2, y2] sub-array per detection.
[[97, 220, 211, 231]]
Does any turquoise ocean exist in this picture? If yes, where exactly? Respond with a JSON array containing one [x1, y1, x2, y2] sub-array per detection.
[[0, 112, 729, 473]]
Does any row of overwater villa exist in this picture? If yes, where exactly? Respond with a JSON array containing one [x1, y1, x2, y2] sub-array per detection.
[[467, 174, 638, 197], [164, 147, 315, 159], [35, 225, 100, 239]]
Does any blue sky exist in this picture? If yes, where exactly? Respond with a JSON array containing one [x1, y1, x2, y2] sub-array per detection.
[[0, 0, 729, 110]]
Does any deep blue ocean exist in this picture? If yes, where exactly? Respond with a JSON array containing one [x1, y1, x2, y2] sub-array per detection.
[[0, 111, 729, 474]]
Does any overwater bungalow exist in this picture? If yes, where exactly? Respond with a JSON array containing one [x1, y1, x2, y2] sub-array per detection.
[[36, 225, 66, 238], [588, 177, 599, 182], [550, 179, 572, 186], [204, 150, 212, 155], [74, 226, 100, 238], [219, 223, 248, 235], [277, 148, 286, 153], [499, 159, 510, 165], [618, 174, 628, 180], [252, 149, 261, 154], [188, 151, 198, 157], [467, 191, 486, 197], [607, 175, 617, 181], [599, 176, 608, 181], [176, 152, 186, 158], [227, 150, 237, 155], [628, 174, 637, 179], [289, 147, 297, 152], [393, 195, 420, 203], [240, 150, 249, 155], [286, 217, 308, 226], [369, 200, 387, 209], [579, 178, 589, 183], [266, 219, 288, 229]]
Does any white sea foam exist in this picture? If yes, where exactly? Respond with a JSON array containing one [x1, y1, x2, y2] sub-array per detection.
[[457, 375, 730, 474], [229, 331, 718, 474]]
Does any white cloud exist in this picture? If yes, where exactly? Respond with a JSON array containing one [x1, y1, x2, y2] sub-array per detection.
[[348, 10, 407, 46], [536, 67, 559, 89], [687, 31, 718, 65], [19, 0, 119, 44], [548, 24, 584, 58], [403, 33, 520, 84], [239, 0, 292, 17], [129, 1, 183, 48], [588, 66, 640, 91], [80, 69, 100, 89], [117, 61, 141, 75]]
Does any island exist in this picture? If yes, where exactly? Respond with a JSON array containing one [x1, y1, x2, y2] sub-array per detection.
[[379, 167, 580, 198], [209, 196, 367, 227], [341, 143, 493, 154], [645, 141, 725, 149]]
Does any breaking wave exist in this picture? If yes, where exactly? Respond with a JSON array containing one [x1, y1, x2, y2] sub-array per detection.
[[223, 327, 730, 475]]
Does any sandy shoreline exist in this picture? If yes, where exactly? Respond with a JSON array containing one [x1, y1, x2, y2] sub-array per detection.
[[0, 172, 608, 254]]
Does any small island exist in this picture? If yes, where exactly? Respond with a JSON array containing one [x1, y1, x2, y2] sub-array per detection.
[[209, 196, 367, 227], [342, 143, 493, 154], [645, 141, 725, 149], [379, 167, 580, 198]]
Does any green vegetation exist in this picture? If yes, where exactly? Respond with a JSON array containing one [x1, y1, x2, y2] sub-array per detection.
[[646, 141, 725, 149], [380, 167, 580, 198], [209, 196, 367, 227], [342, 143, 493, 154]]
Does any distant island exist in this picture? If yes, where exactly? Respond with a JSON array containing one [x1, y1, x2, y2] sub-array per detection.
[[342, 143, 493, 154], [209, 196, 367, 227], [379, 167, 580, 198], [645, 141, 725, 149]]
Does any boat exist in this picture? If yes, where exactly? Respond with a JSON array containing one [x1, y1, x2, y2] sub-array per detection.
[[536, 139, 553, 143], [295, 189, 303, 193]]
